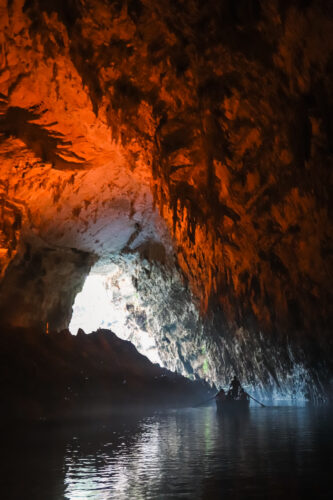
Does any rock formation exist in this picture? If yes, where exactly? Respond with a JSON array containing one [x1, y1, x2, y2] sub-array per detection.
[[0, 0, 332, 399], [1, 325, 213, 421]]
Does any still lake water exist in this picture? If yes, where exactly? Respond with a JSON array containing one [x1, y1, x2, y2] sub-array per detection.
[[2, 404, 333, 499]]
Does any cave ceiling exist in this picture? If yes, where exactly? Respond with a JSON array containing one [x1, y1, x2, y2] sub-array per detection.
[[0, 0, 332, 379]]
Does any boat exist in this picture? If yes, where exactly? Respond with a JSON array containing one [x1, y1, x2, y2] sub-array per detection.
[[216, 397, 250, 414]]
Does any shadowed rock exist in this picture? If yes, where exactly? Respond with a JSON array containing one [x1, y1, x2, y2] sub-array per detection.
[[0, 325, 214, 423]]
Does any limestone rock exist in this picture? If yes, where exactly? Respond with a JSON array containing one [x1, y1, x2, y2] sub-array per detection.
[[0, 0, 332, 398]]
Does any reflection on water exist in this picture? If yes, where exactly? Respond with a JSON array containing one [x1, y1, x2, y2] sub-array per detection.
[[2, 405, 333, 499]]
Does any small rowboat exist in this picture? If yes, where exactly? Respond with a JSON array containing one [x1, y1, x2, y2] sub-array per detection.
[[216, 398, 250, 414]]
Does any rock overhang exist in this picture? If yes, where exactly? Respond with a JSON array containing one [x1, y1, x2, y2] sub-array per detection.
[[0, 0, 332, 399]]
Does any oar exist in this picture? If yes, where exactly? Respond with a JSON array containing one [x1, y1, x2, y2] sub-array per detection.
[[193, 394, 217, 407], [246, 392, 266, 407]]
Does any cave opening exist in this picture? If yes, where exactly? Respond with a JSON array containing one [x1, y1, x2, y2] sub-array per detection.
[[69, 257, 163, 365], [68, 252, 213, 382], [1, 0, 332, 496]]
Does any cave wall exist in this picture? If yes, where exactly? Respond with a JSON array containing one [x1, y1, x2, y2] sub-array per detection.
[[0, 0, 332, 394], [0, 243, 95, 331], [149, 0, 332, 340]]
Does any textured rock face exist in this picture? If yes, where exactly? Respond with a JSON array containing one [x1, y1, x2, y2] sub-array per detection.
[[0, 241, 95, 330], [70, 256, 212, 378], [0, 1, 332, 396]]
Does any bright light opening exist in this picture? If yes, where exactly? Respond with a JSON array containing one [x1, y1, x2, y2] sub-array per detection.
[[69, 261, 162, 365]]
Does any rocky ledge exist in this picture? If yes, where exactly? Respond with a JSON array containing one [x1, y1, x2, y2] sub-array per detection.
[[0, 326, 214, 423]]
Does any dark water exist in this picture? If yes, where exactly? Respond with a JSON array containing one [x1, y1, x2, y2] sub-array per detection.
[[2, 405, 333, 499]]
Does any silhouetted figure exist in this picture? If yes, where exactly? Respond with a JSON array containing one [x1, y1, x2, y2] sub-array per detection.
[[239, 388, 249, 401], [215, 388, 226, 401], [230, 376, 241, 399]]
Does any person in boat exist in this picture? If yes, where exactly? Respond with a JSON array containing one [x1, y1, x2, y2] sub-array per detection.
[[215, 388, 226, 401], [229, 375, 241, 399], [239, 388, 249, 401], [226, 389, 234, 400]]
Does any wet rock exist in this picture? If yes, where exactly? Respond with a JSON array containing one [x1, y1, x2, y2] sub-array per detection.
[[0, 0, 332, 398]]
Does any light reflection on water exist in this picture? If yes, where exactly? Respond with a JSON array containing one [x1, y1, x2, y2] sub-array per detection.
[[3, 405, 333, 499]]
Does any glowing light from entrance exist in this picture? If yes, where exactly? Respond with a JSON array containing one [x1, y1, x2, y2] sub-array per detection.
[[69, 268, 162, 365]]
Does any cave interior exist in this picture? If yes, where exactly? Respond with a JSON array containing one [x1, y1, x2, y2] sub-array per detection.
[[0, 0, 332, 422]]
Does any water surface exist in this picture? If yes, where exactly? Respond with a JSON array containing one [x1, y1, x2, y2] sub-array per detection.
[[2, 405, 332, 499]]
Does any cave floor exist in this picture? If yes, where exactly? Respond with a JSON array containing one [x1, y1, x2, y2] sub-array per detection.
[[2, 404, 332, 499]]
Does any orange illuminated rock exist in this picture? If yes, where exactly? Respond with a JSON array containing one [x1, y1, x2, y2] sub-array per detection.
[[0, 0, 332, 394]]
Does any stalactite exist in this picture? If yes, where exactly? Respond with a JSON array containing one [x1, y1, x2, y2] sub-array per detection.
[[0, 0, 331, 399]]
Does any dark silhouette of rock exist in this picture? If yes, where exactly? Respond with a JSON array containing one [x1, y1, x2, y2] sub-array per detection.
[[0, 0, 332, 398], [0, 325, 214, 423]]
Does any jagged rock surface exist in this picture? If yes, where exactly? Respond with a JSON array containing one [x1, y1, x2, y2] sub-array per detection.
[[0, 0, 332, 397]]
